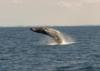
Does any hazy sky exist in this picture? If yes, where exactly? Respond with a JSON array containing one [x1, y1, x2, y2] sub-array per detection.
[[0, 0, 100, 26]]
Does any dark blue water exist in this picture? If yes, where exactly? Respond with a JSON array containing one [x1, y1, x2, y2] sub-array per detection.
[[0, 26, 100, 71]]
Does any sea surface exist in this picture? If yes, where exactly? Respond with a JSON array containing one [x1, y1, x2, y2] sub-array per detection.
[[0, 26, 100, 71]]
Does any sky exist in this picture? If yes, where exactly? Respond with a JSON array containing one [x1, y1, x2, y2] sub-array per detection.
[[0, 0, 100, 26]]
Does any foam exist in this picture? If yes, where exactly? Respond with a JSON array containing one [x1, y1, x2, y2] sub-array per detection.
[[47, 33, 75, 45]]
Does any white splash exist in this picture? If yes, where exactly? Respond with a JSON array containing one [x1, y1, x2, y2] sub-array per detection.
[[48, 41, 75, 45], [47, 33, 75, 45]]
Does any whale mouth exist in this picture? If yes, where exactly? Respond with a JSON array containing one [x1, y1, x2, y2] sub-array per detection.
[[30, 27, 38, 32]]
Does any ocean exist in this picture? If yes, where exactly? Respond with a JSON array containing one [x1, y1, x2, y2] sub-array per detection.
[[0, 26, 100, 71]]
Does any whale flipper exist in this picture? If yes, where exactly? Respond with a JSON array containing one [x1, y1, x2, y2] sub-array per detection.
[[30, 27, 64, 44]]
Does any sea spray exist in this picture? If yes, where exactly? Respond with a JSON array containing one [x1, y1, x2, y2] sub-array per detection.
[[47, 33, 75, 45], [39, 31, 75, 45]]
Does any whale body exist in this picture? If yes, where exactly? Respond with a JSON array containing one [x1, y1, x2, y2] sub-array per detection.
[[30, 27, 64, 44]]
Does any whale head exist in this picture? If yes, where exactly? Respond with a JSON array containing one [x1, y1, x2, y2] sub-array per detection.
[[30, 27, 49, 35]]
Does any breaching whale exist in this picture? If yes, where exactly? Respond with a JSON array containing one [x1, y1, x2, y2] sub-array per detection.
[[30, 27, 64, 44]]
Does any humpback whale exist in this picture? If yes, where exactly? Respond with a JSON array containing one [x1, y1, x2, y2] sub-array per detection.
[[30, 27, 64, 44]]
